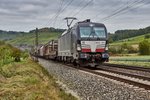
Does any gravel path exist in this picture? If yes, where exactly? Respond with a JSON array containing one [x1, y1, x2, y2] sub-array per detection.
[[38, 58, 150, 100]]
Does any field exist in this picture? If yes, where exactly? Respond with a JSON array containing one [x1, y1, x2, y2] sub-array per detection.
[[110, 33, 150, 46], [109, 56, 150, 67]]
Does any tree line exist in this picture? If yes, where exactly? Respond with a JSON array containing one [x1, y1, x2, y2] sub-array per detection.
[[109, 26, 150, 42]]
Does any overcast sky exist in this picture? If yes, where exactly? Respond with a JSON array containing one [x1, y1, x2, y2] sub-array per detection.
[[0, 0, 150, 33]]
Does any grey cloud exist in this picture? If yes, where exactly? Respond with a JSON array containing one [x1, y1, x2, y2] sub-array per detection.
[[0, 0, 149, 32]]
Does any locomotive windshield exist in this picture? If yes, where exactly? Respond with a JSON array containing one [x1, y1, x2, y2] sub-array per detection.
[[93, 27, 106, 38], [80, 27, 92, 38], [79, 26, 106, 38]]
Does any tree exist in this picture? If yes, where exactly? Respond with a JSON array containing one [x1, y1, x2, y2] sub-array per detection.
[[139, 40, 150, 55]]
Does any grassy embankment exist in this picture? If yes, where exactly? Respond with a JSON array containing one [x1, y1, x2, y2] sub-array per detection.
[[0, 42, 77, 100]]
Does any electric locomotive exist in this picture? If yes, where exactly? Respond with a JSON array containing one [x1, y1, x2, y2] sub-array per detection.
[[58, 19, 109, 67]]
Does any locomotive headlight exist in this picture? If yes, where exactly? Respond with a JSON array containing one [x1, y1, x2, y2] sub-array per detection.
[[77, 44, 81, 51], [105, 45, 108, 50]]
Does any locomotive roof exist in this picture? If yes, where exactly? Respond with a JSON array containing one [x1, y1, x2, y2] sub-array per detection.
[[75, 19, 105, 26], [60, 20, 106, 37], [77, 22, 105, 27]]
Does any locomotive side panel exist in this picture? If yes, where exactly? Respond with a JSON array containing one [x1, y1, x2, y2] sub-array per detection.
[[58, 31, 72, 57]]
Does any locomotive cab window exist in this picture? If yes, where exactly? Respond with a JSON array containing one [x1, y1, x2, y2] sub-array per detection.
[[79, 26, 106, 38], [79, 27, 92, 38], [93, 27, 106, 38]]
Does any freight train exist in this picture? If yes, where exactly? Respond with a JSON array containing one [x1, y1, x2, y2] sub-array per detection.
[[35, 19, 109, 67]]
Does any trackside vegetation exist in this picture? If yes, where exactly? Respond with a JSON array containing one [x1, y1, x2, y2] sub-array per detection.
[[0, 41, 77, 100], [109, 37, 150, 55], [139, 40, 150, 55]]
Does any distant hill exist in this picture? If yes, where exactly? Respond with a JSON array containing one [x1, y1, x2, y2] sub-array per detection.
[[1, 26, 150, 47], [29, 27, 65, 33], [0, 27, 65, 46], [110, 33, 150, 46], [0, 30, 26, 40], [109, 26, 150, 42]]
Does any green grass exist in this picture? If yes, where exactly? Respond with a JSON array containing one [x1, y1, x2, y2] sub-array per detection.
[[110, 33, 150, 46], [109, 56, 150, 67], [108, 61, 150, 68], [110, 56, 150, 61], [6, 32, 61, 45], [0, 42, 77, 100], [0, 59, 77, 100]]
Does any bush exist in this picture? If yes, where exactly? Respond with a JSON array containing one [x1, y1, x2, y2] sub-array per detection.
[[11, 47, 21, 62], [0, 45, 14, 66], [0, 41, 24, 66], [145, 34, 150, 39], [128, 46, 138, 53], [109, 43, 138, 54], [21, 50, 29, 59], [109, 47, 118, 54], [0, 41, 5, 45], [139, 40, 150, 55]]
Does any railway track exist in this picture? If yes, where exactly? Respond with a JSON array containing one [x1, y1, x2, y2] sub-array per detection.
[[78, 67, 150, 90], [32, 56, 150, 90], [63, 63, 150, 90], [98, 67, 150, 81], [102, 63, 150, 73]]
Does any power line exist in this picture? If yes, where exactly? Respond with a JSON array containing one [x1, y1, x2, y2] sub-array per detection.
[[57, 0, 93, 29], [53, 0, 65, 27], [45, 0, 65, 27], [72, 0, 93, 17], [101, 0, 145, 22], [91, 0, 126, 20], [64, 0, 85, 17], [52, 0, 75, 27], [118, 0, 150, 16]]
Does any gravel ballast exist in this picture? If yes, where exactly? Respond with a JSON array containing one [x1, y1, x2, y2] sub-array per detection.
[[38, 58, 150, 100]]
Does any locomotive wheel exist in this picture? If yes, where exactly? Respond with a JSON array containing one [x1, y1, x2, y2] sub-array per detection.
[[94, 65, 98, 69], [76, 63, 80, 68], [73, 61, 77, 66], [73, 59, 78, 66]]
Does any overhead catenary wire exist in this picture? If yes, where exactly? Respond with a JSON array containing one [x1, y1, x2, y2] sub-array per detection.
[[58, 0, 94, 29], [44, 0, 65, 27], [65, 0, 85, 16], [110, 0, 150, 20], [101, 0, 145, 22], [52, 0, 75, 27], [91, 0, 126, 21], [48, 0, 149, 30], [53, 0, 65, 27], [71, 0, 93, 17]]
